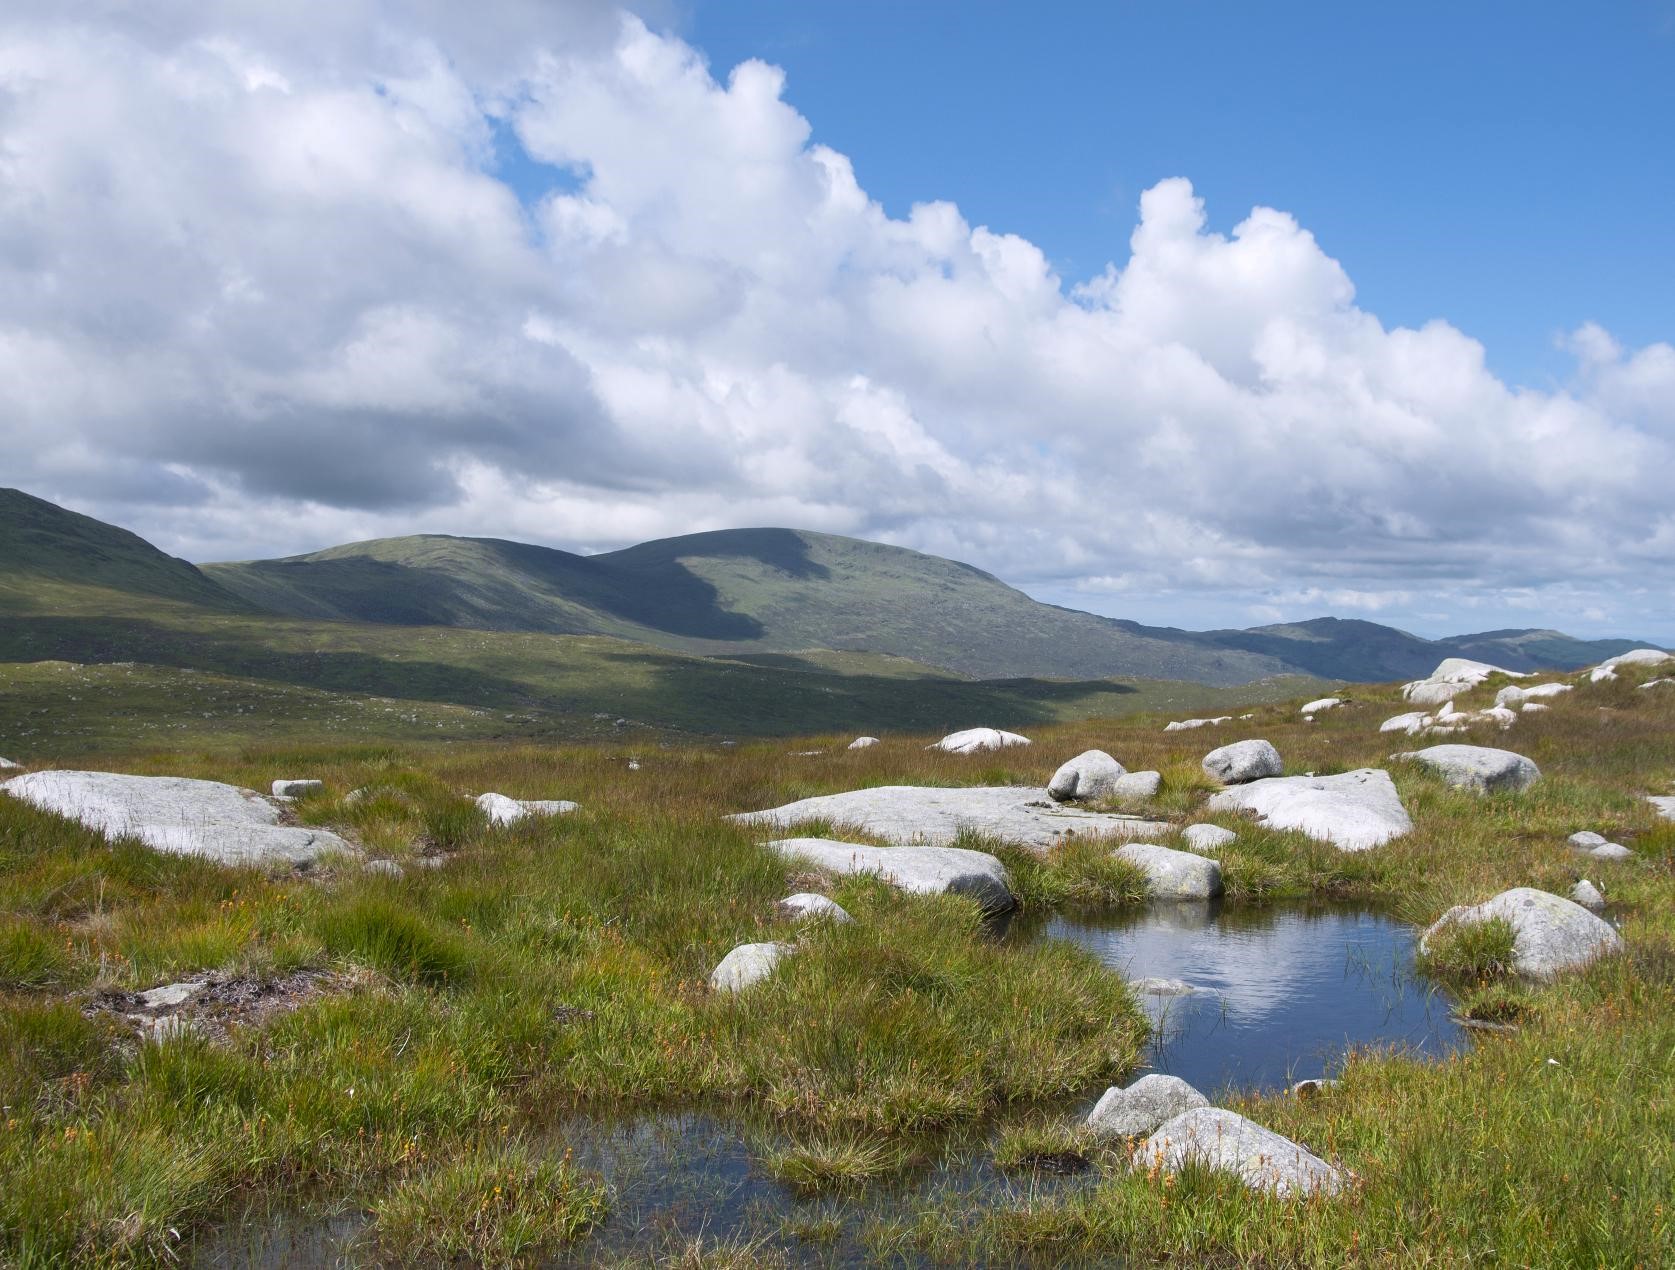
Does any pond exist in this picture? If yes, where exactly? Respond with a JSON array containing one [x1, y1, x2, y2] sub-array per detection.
[[195, 902, 1462, 1266]]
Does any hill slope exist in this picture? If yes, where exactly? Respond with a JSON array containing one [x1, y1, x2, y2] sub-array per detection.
[[205, 527, 1657, 683], [0, 487, 253, 613]]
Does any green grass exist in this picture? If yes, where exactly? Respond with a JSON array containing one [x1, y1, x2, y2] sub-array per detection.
[[0, 657, 1671, 1263]]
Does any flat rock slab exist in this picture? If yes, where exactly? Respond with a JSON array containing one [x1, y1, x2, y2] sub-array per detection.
[[1649, 796, 1675, 821], [766, 837, 1015, 913], [732, 785, 1169, 852], [2, 770, 351, 866], [1421, 886, 1624, 980], [476, 792, 580, 826], [1205, 769, 1412, 851], [928, 728, 1030, 754], [1394, 744, 1541, 793], [1132, 1107, 1343, 1198], [1087, 1074, 1208, 1139]]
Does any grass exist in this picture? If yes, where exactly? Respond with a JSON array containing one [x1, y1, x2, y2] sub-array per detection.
[[0, 656, 1670, 1263]]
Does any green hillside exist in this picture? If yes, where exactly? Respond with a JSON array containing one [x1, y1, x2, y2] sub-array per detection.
[[0, 487, 252, 613]]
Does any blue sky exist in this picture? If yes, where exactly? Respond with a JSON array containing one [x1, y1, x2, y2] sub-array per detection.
[[680, 1, 1674, 389]]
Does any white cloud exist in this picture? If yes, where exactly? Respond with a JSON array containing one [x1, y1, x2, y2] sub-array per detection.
[[0, 4, 1671, 638]]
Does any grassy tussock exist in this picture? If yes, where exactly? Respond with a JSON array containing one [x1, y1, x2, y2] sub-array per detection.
[[0, 657, 1670, 1261]]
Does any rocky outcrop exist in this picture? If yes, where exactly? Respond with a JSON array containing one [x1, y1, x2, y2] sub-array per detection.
[[475, 792, 579, 826], [1114, 842, 1223, 900], [1048, 750, 1127, 802], [1206, 769, 1412, 851], [928, 728, 1031, 754], [1588, 649, 1671, 683], [1202, 739, 1283, 785], [2, 770, 351, 866], [765, 838, 1016, 912], [1393, 745, 1540, 793], [1494, 683, 1572, 708], [1131, 1108, 1343, 1197], [1420, 887, 1624, 980], [1086, 1074, 1208, 1140], [732, 785, 1169, 851]]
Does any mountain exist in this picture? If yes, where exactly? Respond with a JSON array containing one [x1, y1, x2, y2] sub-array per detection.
[[0, 487, 252, 613], [202, 524, 1660, 684]]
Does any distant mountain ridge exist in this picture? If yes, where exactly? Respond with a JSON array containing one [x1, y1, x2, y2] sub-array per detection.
[[1, 488, 1658, 685]]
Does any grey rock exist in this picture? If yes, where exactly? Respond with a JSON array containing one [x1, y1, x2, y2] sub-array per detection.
[[365, 859, 405, 878], [1495, 683, 1572, 708], [0, 757, 20, 770], [928, 728, 1031, 754], [1291, 1078, 1338, 1097], [1379, 711, 1431, 735], [1202, 739, 1283, 785], [475, 792, 579, 826], [766, 838, 1015, 913], [1108, 771, 1163, 801], [1114, 842, 1224, 901], [1394, 744, 1541, 793], [1163, 716, 1230, 732], [709, 941, 791, 993], [1087, 1074, 1209, 1140], [1, 770, 351, 865], [776, 892, 852, 923], [1134, 977, 1200, 997], [1420, 887, 1624, 980], [1206, 769, 1412, 851], [1403, 680, 1469, 708], [271, 779, 324, 799], [1181, 823, 1236, 852], [1587, 843, 1633, 861], [1570, 879, 1605, 910], [847, 736, 880, 750], [1132, 1107, 1343, 1197], [1048, 749, 1127, 802], [732, 785, 1169, 852], [1300, 697, 1343, 715], [1520, 702, 1551, 713], [1568, 831, 1608, 848], [1593, 649, 1671, 680], [1649, 796, 1675, 821], [138, 980, 207, 1010]]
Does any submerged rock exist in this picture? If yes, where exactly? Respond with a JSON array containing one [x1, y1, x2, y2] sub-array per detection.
[[709, 942, 791, 993], [1132, 1107, 1343, 1198], [1086, 1074, 1209, 1140], [1202, 739, 1283, 785], [1114, 842, 1223, 901], [1205, 769, 1412, 851], [1181, 823, 1237, 852], [1133, 977, 1201, 997], [475, 792, 579, 826], [732, 785, 1169, 851], [1421, 887, 1624, 980], [765, 838, 1015, 913], [1048, 749, 1127, 802], [928, 728, 1031, 754], [1, 770, 350, 865], [1393, 744, 1541, 793], [776, 892, 852, 923]]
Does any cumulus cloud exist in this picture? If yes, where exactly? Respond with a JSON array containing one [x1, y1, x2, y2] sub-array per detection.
[[0, 3, 1670, 635]]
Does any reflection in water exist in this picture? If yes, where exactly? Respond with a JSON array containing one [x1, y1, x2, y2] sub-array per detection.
[[1023, 901, 1464, 1095]]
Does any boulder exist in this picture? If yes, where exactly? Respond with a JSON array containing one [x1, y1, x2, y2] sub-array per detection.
[[271, 779, 323, 799], [1380, 711, 1431, 735], [1202, 739, 1283, 785], [475, 792, 579, 826], [1291, 1078, 1338, 1097], [1494, 683, 1572, 708], [1591, 649, 1671, 683], [1568, 831, 1607, 848], [1641, 678, 1675, 690], [1649, 795, 1675, 822], [847, 736, 880, 750], [1181, 823, 1236, 852], [1300, 698, 1343, 715], [1, 770, 351, 866], [1571, 879, 1605, 910], [1420, 887, 1624, 980], [709, 942, 791, 993], [1086, 1074, 1209, 1140], [1403, 680, 1469, 708], [1586, 843, 1633, 862], [766, 838, 1016, 912], [1394, 745, 1541, 793], [732, 785, 1169, 852], [1109, 771, 1162, 801], [1131, 1108, 1343, 1198], [929, 728, 1031, 754], [1480, 706, 1519, 729], [1206, 769, 1412, 852], [776, 892, 852, 923], [1114, 842, 1223, 901], [1048, 750, 1127, 802]]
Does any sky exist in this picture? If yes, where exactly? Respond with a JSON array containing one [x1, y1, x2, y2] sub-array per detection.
[[2, 1, 1672, 641]]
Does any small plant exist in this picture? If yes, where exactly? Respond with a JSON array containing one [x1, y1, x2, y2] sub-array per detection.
[[991, 1118, 1091, 1175], [1418, 915, 1516, 982], [313, 896, 471, 984], [371, 1142, 607, 1266], [0, 919, 69, 988], [759, 1134, 911, 1193]]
